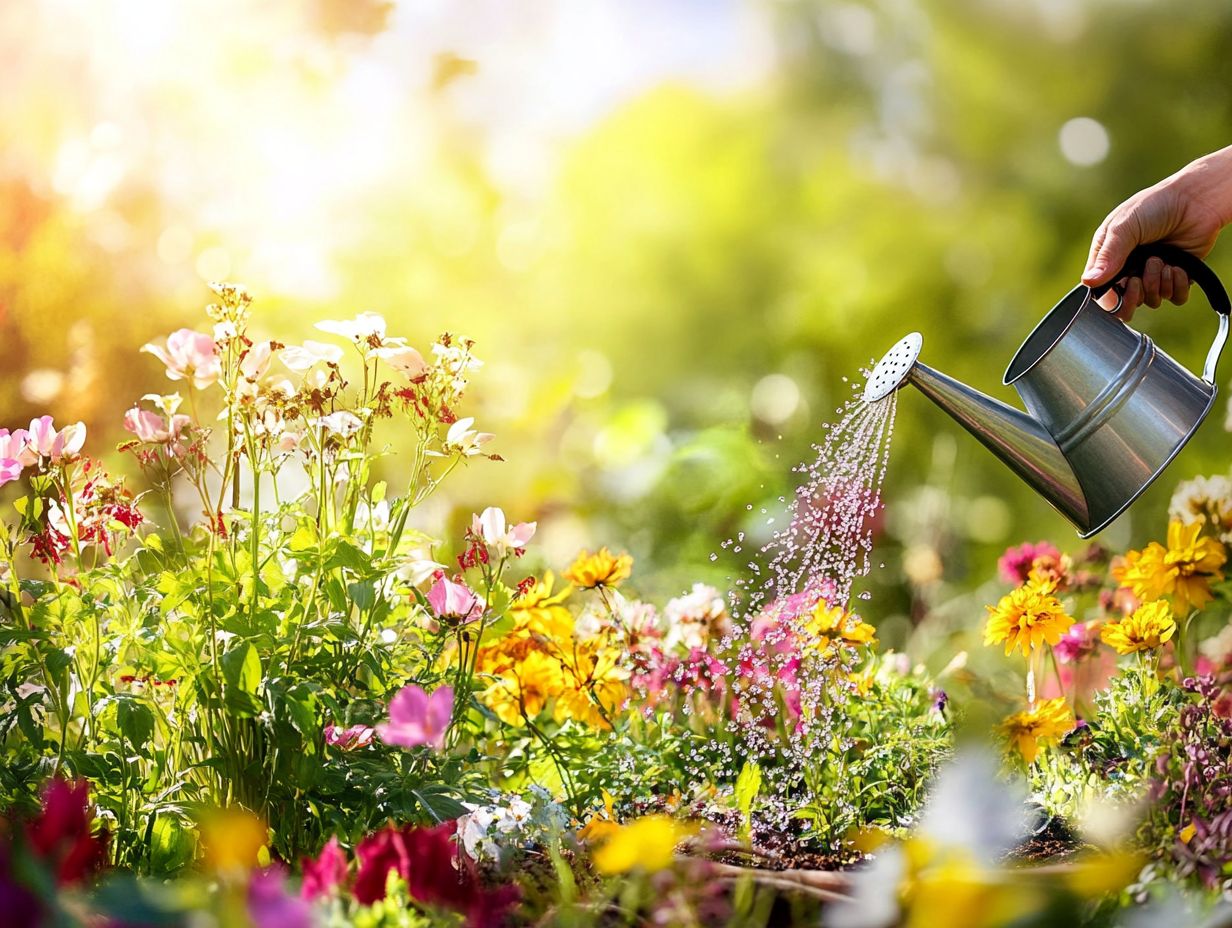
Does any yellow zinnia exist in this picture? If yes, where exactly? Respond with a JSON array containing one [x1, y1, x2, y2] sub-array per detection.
[[1000, 698, 1075, 764], [1100, 600, 1176, 655], [1115, 520, 1226, 614], [983, 583, 1074, 657], [803, 599, 877, 654], [591, 815, 697, 874], [564, 547, 633, 590]]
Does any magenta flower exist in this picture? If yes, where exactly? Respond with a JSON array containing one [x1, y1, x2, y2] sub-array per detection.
[[426, 574, 481, 623], [247, 867, 313, 928], [323, 723, 375, 750], [377, 684, 453, 750], [1053, 621, 1100, 665], [300, 836, 348, 900], [997, 541, 1061, 585], [141, 328, 220, 389]]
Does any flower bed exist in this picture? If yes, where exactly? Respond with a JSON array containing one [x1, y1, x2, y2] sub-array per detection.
[[3, 286, 1232, 926]]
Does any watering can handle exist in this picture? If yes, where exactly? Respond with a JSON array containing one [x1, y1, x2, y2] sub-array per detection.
[[1089, 243, 1231, 385]]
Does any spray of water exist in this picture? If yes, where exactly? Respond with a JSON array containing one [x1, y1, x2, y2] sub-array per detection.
[[681, 379, 901, 844]]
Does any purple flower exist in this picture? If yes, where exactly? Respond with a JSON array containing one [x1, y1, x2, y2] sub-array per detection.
[[248, 867, 313, 928], [1053, 622, 1100, 665], [377, 684, 454, 750], [323, 723, 375, 750]]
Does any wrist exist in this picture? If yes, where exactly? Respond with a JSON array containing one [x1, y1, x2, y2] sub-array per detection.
[[1176, 145, 1232, 229]]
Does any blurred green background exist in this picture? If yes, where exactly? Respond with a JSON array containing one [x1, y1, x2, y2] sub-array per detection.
[[3, 0, 1232, 653]]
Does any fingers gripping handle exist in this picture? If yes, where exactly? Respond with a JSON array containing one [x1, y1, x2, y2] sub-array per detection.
[[1089, 243, 1232, 385]]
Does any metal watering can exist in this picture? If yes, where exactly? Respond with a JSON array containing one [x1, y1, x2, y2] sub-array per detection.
[[865, 244, 1231, 537]]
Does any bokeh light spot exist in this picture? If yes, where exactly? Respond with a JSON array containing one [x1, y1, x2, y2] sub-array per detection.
[[750, 373, 801, 425], [1059, 117, 1109, 166]]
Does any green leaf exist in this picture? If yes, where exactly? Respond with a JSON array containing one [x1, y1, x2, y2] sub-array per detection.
[[116, 698, 155, 752], [326, 540, 371, 573], [348, 580, 376, 613], [411, 786, 470, 823], [148, 814, 196, 873], [221, 643, 263, 716], [735, 760, 762, 839]]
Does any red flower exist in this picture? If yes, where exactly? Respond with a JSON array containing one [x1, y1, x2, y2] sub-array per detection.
[[25, 779, 108, 885], [300, 836, 348, 900], [353, 822, 518, 927]]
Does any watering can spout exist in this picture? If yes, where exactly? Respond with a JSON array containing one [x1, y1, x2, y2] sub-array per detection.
[[864, 333, 1090, 530]]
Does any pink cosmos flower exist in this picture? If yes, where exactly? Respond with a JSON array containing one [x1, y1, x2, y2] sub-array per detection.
[[300, 836, 348, 901], [25, 416, 86, 463], [376, 684, 453, 750], [323, 723, 375, 750], [427, 574, 481, 622], [997, 541, 1061, 585], [141, 329, 220, 389], [471, 507, 536, 556]]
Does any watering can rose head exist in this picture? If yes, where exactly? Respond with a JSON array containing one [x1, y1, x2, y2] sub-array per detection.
[[863, 244, 1232, 538]]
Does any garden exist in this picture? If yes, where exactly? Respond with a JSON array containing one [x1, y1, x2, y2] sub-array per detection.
[[5, 2, 1232, 927]]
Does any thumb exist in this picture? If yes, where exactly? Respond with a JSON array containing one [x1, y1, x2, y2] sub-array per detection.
[[1082, 219, 1136, 287]]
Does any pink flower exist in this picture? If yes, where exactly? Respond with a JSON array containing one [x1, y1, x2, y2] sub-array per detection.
[[0, 428, 34, 466], [123, 408, 192, 447], [300, 836, 348, 901], [427, 574, 481, 623], [323, 723, 375, 750], [997, 541, 1061, 585], [378, 344, 429, 378], [376, 684, 453, 750], [471, 507, 536, 556], [1053, 621, 1100, 665], [247, 867, 313, 928], [25, 416, 86, 463], [0, 459, 22, 488], [141, 329, 220, 389]]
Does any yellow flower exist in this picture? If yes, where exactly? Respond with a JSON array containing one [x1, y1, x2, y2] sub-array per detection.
[[1115, 520, 1226, 614], [510, 571, 574, 639], [983, 583, 1074, 657], [555, 640, 629, 728], [480, 650, 565, 726], [803, 600, 877, 654], [1000, 698, 1075, 764], [1100, 600, 1176, 655], [591, 815, 697, 874], [564, 547, 633, 590], [578, 790, 620, 844], [198, 807, 267, 873]]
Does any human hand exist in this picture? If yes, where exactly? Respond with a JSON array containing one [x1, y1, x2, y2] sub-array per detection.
[[1083, 146, 1232, 320]]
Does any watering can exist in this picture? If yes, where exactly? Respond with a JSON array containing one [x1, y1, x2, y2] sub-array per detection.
[[864, 243, 1231, 537]]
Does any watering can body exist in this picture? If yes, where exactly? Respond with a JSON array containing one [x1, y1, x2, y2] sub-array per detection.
[[870, 244, 1231, 537]]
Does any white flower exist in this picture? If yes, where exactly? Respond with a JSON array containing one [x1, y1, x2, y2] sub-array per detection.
[[315, 312, 387, 342], [141, 393, 184, 417], [573, 602, 610, 642], [355, 499, 390, 533], [312, 411, 364, 437], [427, 417, 494, 458], [1169, 474, 1232, 541], [281, 340, 344, 372], [471, 507, 536, 555], [663, 583, 730, 651], [375, 344, 428, 378]]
